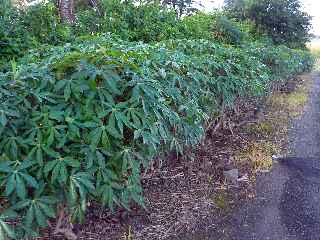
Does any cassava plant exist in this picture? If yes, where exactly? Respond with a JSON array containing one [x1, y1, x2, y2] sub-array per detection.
[[0, 36, 314, 238]]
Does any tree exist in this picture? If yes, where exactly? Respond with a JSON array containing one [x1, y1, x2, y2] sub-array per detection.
[[224, 0, 251, 20], [144, 0, 197, 18], [225, 0, 312, 48], [163, 0, 197, 17], [58, 0, 75, 23]]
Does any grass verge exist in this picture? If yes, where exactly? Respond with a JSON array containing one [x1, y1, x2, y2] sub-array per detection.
[[234, 74, 313, 176]]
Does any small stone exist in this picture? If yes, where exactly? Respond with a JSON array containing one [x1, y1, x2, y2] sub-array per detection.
[[223, 169, 239, 184], [237, 174, 249, 183], [272, 154, 283, 161]]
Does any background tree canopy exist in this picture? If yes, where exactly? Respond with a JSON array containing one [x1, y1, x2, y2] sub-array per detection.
[[224, 0, 312, 48]]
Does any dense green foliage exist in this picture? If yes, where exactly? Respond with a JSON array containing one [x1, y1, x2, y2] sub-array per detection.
[[0, 0, 36, 66], [0, 35, 314, 237], [23, 3, 72, 45], [160, 0, 198, 17], [224, 0, 312, 48], [0, 0, 218, 69], [75, 0, 179, 42], [212, 15, 247, 45], [247, 0, 311, 48], [1, 0, 251, 70], [0, 0, 315, 238]]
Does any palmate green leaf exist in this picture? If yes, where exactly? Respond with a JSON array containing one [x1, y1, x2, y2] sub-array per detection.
[[0, 163, 13, 173], [0, 209, 17, 239], [38, 202, 55, 218], [69, 172, 95, 202], [96, 150, 106, 168], [64, 158, 80, 168], [101, 70, 121, 95], [106, 114, 122, 139], [25, 205, 34, 228], [44, 160, 58, 174], [73, 172, 95, 191], [44, 157, 80, 184], [0, 111, 7, 126], [51, 163, 61, 182], [17, 160, 34, 171], [64, 83, 71, 101], [101, 129, 110, 149], [36, 147, 43, 166], [0, 221, 16, 240], [5, 175, 16, 197], [14, 194, 57, 232], [16, 175, 26, 200], [3, 163, 38, 199], [89, 127, 102, 150], [98, 184, 115, 211], [20, 173, 38, 188], [59, 164, 68, 183], [34, 206, 47, 228]]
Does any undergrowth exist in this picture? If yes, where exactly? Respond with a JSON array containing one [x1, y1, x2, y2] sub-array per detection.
[[237, 74, 313, 176]]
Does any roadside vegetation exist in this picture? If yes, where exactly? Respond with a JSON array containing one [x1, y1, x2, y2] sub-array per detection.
[[237, 74, 313, 177], [0, 0, 315, 238], [308, 40, 320, 58]]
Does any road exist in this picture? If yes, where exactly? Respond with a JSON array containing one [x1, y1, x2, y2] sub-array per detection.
[[208, 72, 320, 240]]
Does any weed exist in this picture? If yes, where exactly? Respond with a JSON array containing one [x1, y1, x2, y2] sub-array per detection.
[[235, 141, 279, 173], [123, 226, 133, 240], [244, 121, 274, 136]]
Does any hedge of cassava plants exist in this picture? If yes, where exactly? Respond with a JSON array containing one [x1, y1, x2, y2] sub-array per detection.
[[0, 35, 314, 238]]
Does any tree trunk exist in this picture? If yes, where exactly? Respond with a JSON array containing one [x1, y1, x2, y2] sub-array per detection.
[[59, 0, 75, 24]]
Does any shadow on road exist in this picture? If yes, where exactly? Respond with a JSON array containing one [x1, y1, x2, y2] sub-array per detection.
[[279, 157, 320, 239]]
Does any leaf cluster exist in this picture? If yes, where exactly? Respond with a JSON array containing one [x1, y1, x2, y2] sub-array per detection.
[[0, 36, 314, 238]]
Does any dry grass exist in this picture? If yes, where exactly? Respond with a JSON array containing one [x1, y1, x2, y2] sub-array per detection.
[[269, 74, 312, 118], [211, 190, 229, 210], [269, 91, 307, 118], [235, 141, 279, 173], [243, 121, 274, 136], [235, 74, 312, 175], [122, 226, 134, 240]]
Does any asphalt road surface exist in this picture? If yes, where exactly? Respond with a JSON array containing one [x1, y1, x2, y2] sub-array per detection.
[[175, 72, 320, 240], [216, 72, 320, 240], [189, 72, 320, 240]]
